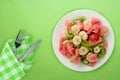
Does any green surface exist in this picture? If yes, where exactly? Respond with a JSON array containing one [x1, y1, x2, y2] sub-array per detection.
[[0, 0, 120, 80]]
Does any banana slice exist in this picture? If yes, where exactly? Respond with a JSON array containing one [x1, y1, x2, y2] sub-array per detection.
[[83, 60, 89, 64], [79, 31, 88, 40], [62, 40, 69, 45], [71, 25, 80, 34], [94, 46, 101, 53], [64, 28, 68, 34], [84, 20, 92, 27], [79, 46, 89, 55], [73, 35, 81, 46]]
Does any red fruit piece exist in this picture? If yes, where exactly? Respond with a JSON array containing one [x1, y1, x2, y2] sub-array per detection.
[[65, 53, 72, 58], [70, 55, 81, 64], [65, 20, 72, 29], [83, 20, 92, 32], [88, 34, 102, 45], [91, 62, 97, 67], [91, 24, 100, 33], [59, 33, 67, 44], [77, 21, 83, 30], [66, 43, 75, 55], [83, 25, 91, 32], [103, 40, 108, 49], [87, 24, 100, 34], [99, 25, 108, 36], [59, 44, 72, 58], [59, 44, 67, 55], [87, 53, 98, 62], [69, 48, 75, 55], [91, 18, 101, 25], [75, 49, 79, 56]]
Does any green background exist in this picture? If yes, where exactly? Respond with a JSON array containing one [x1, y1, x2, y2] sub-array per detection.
[[0, 0, 120, 80]]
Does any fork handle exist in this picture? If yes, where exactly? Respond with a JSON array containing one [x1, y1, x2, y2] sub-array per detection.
[[13, 46, 17, 55]]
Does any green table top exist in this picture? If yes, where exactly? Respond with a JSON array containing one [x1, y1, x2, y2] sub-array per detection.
[[0, 0, 119, 80]]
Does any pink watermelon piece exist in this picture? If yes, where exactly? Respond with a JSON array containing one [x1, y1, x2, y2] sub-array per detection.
[[66, 43, 75, 55], [65, 53, 72, 58], [75, 49, 79, 56], [91, 18, 101, 25], [83, 22, 91, 32], [66, 42, 73, 50], [88, 33, 102, 45], [69, 48, 75, 55], [87, 53, 98, 62], [59, 33, 67, 44], [77, 21, 83, 30], [103, 40, 108, 49], [70, 55, 81, 64], [59, 44, 67, 56], [65, 20, 72, 29], [87, 24, 100, 34], [83, 25, 91, 32], [99, 25, 108, 36], [91, 62, 97, 67], [91, 24, 100, 33], [87, 27, 92, 34], [59, 44, 72, 58]]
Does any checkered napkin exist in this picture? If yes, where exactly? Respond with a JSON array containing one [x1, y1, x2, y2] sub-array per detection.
[[0, 36, 34, 80]]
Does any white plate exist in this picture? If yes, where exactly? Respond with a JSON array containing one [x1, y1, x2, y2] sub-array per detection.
[[52, 10, 114, 72]]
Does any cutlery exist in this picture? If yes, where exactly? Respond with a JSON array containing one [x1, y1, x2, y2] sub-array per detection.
[[14, 29, 25, 54], [18, 40, 41, 62]]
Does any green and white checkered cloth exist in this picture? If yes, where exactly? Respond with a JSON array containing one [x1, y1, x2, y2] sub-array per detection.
[[0, 36, 34, 80]]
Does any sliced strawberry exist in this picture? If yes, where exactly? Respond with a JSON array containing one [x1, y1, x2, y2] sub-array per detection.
[[65, 20, 72, 29]]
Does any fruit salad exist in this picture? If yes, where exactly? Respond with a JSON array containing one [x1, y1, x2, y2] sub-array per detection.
[[59, 16, 108, 67]]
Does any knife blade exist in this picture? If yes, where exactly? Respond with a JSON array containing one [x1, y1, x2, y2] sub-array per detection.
[[18, 40, 41, 62]]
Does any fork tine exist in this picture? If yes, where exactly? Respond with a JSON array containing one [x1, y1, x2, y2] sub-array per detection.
[[20, 32, 25, 41], [16, 30, 22, 40], [18, 30, 25, 41], [17, 30, 24, 40], [14, 29, 26, 54], [17, 30, 24, 39]]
